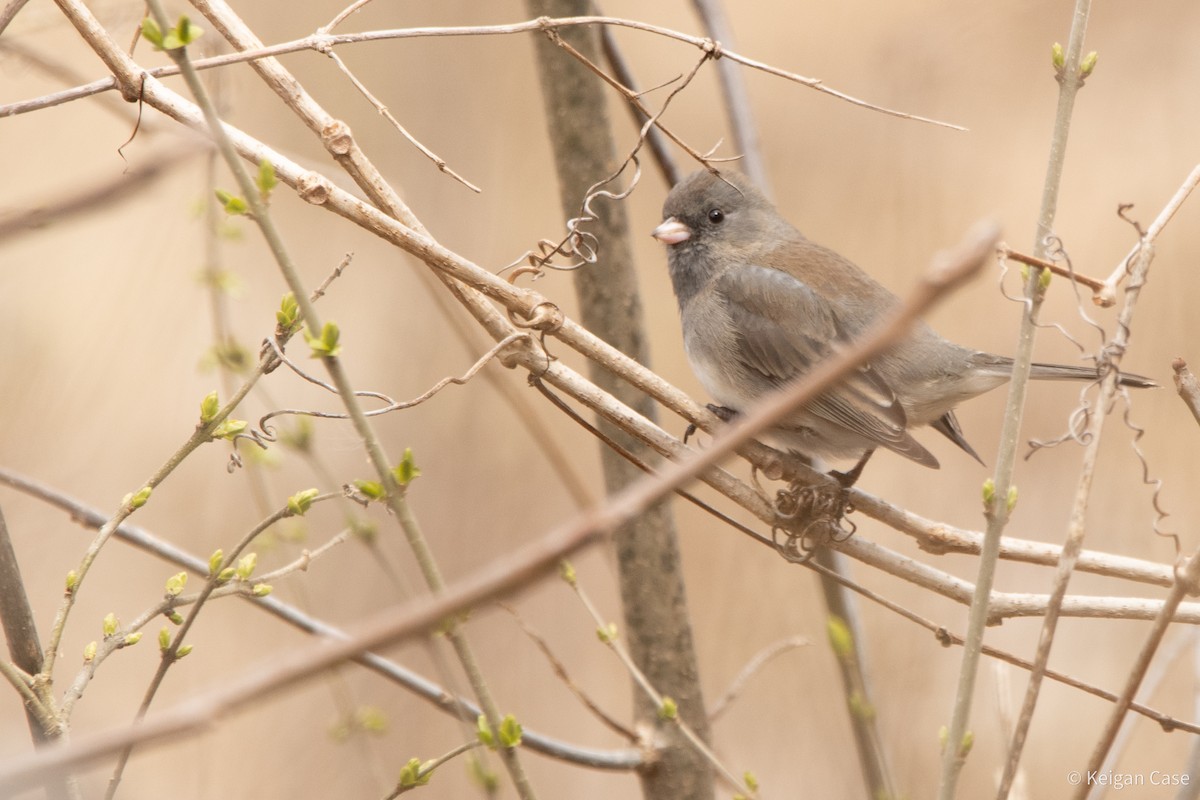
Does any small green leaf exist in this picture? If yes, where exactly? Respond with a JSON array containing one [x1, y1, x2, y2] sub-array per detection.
[[392, 448, 421, 487], [175, 16, 203, 47], [596, 622, 618, 644], [304, 321, 341, 359], [276, 292, 301, 335], [981, 478, 996, 508], [559, 560, 577, 587], [200, 390, 220, 424], [167, 610, 184, 625], [141, 17, 164, 49], [123, 632, 142, 647], [124, 485, 152, 509], [208, 549, 225, 576], [165, 572, 188, 597], [211, 418, 247, 440], [1039, 264, 1053, 290], [1006, 485, 1019, 514], [827, 615, 853, 660], [1051, 42, 1065, 71], [214, 189, 248, 216], [235, 553, 257, 581], [176, 643, 194, 659], [658, 696, 677, 720], [355, 706, 387, 734], [217, 567, 236, 584], [159, 627, 172, 652], [1080, 50, 1098, 78], [498, 714, 522, 748], [475, 715, 494, 748], [959, 730, 974, 757], [398, 757, 432, 788], [65, 570, 79, 594], [287, 488, 320, 516], [102, 612, 118, 637], [353, 479, 385, 501], [256, 159, 278, 200], [251, 583, 272, 597], [83, 641, 97, 663], [744, 771, 759, 792]]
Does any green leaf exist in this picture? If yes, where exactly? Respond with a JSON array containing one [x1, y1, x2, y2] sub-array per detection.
[[124, 485, 152, 509], [392, 448, 421, 486], [251, 583, 272, 597], [214, 189, 248, 216], [167, 610, 184, 625], [165, 571, 187, 597], [475, 715, 494, 748], [200, 390, 220, 424], [498, 714, 522, 748], [658, 696, 678, 720], [159, 627, 172, 652], [208, 549, 225, 576], [256, 159, 278, 200], [276, 292, 301, 335], [176, 643, 194, 659], [211, 419, 247, 440], [141, 17, 164, 49], [235, 553, 257, 581], [83, 641, 97, 662], [827, 615, 853, 660], [102, 612, 118, 637], [287, 488, 320, 516], [354, 479, 385, 501], [304, 321, 341, 358], [123, 632, 142, 647], [1051, 42, 1065, 71], [397, 757, 432, 788], [1080, 50, 1099, 78], [175, 15, 203, 47]]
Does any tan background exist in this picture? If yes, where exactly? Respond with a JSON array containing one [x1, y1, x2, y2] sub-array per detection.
[[3, 0, 1200, 797]]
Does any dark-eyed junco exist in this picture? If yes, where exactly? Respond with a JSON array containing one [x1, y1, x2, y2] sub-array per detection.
[[652, 169, 1154, 471]]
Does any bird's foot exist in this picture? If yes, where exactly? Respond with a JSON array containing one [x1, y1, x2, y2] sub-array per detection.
[[830, 449, 875, 489], [683, 404, 740, 445]]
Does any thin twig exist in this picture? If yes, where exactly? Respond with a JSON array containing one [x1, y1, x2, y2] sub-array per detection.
[[708, 636, 809, 721]]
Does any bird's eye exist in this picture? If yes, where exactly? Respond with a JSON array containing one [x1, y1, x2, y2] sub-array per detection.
[[707, 208, 724, 224]]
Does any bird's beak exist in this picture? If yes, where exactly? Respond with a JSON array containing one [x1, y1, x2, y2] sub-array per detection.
[[652, 217, 691, 245]]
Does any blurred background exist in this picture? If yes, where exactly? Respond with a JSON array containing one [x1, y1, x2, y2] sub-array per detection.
[[3, 1, 1200, 797]]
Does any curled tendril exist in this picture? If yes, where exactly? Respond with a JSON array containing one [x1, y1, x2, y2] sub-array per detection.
[[770, 481, 856, 563]]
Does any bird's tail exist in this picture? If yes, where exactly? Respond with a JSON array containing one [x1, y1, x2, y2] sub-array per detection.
[[1028, 361, 1157, 389]]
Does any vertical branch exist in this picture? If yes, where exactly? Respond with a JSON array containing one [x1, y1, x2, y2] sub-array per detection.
[[525, 2, 714, 799], [690, 0, 769, 192], [940, 2, 1094, 797]]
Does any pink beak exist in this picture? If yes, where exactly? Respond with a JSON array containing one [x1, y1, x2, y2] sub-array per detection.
[[652, 217, 691, 245]]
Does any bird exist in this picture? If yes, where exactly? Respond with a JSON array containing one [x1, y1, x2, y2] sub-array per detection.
[[651, 169, 1155, 476]]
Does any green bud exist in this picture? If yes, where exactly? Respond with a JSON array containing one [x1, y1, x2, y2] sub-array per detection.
[[123, 632, 143, 647], [124, 486, 152, 509], [848, 689, 875, 721], [276, 293, 301, 335], [200, 390, 220, 424], [251, 583, 272, 597], [217, 568, 236, 584], [304, 321, 341, 359], [1006, 485, 1019, 514], [959, 730, 975, 757], [1051, 42, 1065, 70], [235, 553, 257, 580], [827, 615, 853, 660], [211, 419, 247, 440], [287, 488, 320, 516], [159, 627, 171, 652], [208, 549, 225, 576], [165, 571, 188, 597], [476, 715, 495, 748], [102, 612, 118, 637], [596, 622, 618, 644], [65, 570, 79, 594], [141, 17, 164, 49], [981, 478, 996, 507], [176, 644, 194, 659], [392, 448, 421, 486], [353, 479, 385, 501], [559, 560, 577, 587], [83, 641, 97, 662], [498, 714, 523, 748], [167, 610, 184, 625], [355, 706, 387, 734], [214, 189, 248, 216], [398, 757, 432, 788], [744, 771, 759, 792], [256, 159, 278, 200], [658, 696, 678, 720], [938, 725, 949, 751], [1039, 265, 1053, 291], [1080, 50, 1098, 78]]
